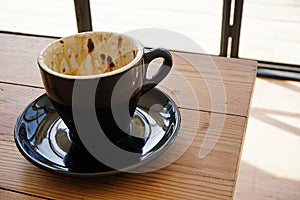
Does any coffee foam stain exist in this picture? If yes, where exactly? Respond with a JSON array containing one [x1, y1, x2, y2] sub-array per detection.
[[44, 33, 138, 76]]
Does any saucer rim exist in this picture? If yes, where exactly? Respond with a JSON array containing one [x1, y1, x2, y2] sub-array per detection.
[[14, 88, 181, 177]]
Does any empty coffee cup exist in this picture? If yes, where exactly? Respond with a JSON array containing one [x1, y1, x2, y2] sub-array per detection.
[[38, 31, 173, 151]]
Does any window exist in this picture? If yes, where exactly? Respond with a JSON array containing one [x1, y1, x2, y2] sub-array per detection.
[[0, 0, 77, 36], [90, 0, 222, 54], [1, 0, 299, 79], [240, 0, 300, 66]]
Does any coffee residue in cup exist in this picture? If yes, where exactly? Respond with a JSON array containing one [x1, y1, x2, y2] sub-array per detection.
[[106, 56, 116, 72], [45, 33, 138, 76], [87, 38, 95, 53]]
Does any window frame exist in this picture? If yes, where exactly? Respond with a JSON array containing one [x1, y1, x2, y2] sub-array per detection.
[[12, 0, 296, 81]]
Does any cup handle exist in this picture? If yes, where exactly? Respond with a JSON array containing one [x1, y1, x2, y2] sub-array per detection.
[[141, 48, 173, 95]]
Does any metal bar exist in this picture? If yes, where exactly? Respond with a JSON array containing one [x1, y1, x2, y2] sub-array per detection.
[[74, 0, 93, 32], [220, 0, 300, 80], [230, 0, 244, 57], [220, 0, 231, 57], [257, 67, 300, 81], [258, 61, 300, 72], [220, 0, 244, 58]]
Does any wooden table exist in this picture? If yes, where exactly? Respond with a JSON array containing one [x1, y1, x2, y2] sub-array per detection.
[[0, 33, 257, 200]]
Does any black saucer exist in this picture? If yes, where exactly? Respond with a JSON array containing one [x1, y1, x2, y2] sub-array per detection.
[[14, 88, 180, 176]]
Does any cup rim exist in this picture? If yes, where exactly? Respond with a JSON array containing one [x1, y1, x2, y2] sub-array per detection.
[[37, 31, 144, 80]]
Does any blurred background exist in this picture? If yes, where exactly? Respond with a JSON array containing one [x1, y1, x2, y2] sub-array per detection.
[[1, 0, 299, 64]]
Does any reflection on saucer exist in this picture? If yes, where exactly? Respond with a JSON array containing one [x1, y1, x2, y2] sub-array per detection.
[[14, 88, 180, 176]]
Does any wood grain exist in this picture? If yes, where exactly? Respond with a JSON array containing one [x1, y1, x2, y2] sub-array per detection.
[[0, 189, 45, 200], [0, 84, 44, 135], [0, 33, 257, 200], [0, 33, 257, 116], [0, 83, 247, 200]]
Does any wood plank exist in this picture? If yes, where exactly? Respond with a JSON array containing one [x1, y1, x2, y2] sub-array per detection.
[[164, 52, 257, 117], [0, 33, 257, 116], [0, 83, 248, 200], [0, 189, 45, 200], [0, 33, 52, 87], [0, 84, 44, 135], [0, 138, 237, 200]]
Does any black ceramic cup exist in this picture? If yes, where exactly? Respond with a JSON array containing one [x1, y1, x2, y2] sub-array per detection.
[[37, 32, 172, 150]]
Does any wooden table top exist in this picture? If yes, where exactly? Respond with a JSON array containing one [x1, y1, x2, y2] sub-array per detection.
[[0, 33, 257, 200]]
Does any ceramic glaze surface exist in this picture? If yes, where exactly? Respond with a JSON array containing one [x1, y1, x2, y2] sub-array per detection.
[[14, 88, 180, 176]]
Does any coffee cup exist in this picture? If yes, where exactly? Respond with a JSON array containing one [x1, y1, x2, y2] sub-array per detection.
[[38, 31, 172, 151]]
